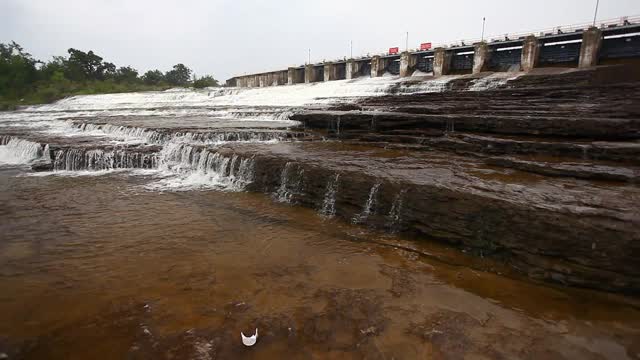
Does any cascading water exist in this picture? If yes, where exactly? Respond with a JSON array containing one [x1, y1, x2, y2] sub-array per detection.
[[2, 75, 507, 188], [52, 148, 157, 171], [320, 174, 340, 217], [275, 162, 304, 203], [468, 72, 523, 91], [26, 75, 465, 113], [446, 119, 455, 133], [386, 190, 406, 232], [0, 137, 45, 165], [151, 142, 255, 190], [69, 122, 167, 144], [352, 183, 381, 224], [67, 122, 296, 146]]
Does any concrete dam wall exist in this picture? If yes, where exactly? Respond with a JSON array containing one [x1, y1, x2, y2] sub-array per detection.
[[227, 16, 640, 87]]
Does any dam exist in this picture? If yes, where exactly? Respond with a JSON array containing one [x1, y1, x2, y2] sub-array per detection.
[[226, 16, 640, 87]]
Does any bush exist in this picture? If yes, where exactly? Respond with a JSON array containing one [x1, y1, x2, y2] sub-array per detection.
[[193, 75, 219, 89], [34, 86, 61, 103]]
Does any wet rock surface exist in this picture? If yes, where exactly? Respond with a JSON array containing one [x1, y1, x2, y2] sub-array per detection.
[[210, 141, 640, 293], [2, 69, 640, 358], [1, 68, 639, 295], [268, 68, 640, 293]]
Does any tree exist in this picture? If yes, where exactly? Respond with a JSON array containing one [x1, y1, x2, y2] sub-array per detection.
[[0, 41, 214, 107], [99, 62, 117, 80], [192, 75, 219, 89], [165, 63, 191, 86], [66, 48, 104, 81], [39, 56, 66, 81], [141, 69, 164, 85], [0, 41, 39, 98], [114, 66, 138, 83]]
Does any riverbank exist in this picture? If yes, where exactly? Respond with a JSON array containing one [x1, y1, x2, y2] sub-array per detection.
[[0, 82, 173, 111]]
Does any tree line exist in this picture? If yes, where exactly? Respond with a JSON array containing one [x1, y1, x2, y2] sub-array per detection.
[[0, 41, 219, 109]]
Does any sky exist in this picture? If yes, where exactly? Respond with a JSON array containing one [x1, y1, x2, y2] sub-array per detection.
[[2, 0, 639, 81]]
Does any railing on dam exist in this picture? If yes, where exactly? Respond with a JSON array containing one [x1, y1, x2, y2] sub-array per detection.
[[226, 15, 640, 87]]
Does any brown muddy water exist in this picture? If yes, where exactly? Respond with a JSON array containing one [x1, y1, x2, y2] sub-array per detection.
[[1, 168, 639, 360]]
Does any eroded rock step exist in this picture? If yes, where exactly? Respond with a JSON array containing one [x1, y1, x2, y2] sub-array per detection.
[[333, 133, 640, 168], [67, 120, 312, 144], [293, 110, 640, 139], [364, 84, 640, 120], [426, 133, 640, 165], [206, 141, 640, 294], [1, 134, 161, 171], [485, 156, 640, 183], [331, 140, 640, 183]]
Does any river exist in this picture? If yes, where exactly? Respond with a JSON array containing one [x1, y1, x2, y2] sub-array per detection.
[[1, 75, 639, 359]]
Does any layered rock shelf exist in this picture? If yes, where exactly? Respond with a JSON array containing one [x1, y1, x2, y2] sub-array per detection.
[[2, 67, 639, 294], [211, 141, 639, 293], [282, 68, 640, 293]]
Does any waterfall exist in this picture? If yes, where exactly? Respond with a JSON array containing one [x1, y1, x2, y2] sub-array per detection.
[[320, 174, 340, 217], [352, 182, 381, 224], [52, 148, 157, 171], [154, 142, 255, 190], [445, 119, 455, 133], [68, 122, 295, 145], [396, 76, 458, 93], [1, 131, 257, 191], [43, 144, 51, 162], [275, 162, 304, 203], [0, 137, 45, 165], [233, 157, 256, 189], [70, 122, 167, 144], [468, 72, 523, 91], [386, 190, 406, 232], [175, 130, 291, 143]]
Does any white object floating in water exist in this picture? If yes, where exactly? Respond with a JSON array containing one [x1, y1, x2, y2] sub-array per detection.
[[241, 328, 258, 347]]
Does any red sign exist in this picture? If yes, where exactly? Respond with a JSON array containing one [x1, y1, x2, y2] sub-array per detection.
[[420, 42, 432, 51], [388, 47, 399, 55]]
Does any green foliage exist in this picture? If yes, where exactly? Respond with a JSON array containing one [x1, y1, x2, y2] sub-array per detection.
[[142, 69, 165, 85], [0, 41, 40, 99], [192, 75, 219, 89], [114, 66, 139, 83], [0, 41, 219, 109], [165, 63, 192, 86]]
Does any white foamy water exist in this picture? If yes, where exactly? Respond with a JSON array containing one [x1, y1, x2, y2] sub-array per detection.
[[469, 72, 523, 91], [0, 138, 43, 166], [25, 75, 467, 113], [146, 143, 256, 191], [0, 74, 518, 187]]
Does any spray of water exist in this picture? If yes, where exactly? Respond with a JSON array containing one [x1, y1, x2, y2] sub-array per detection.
[[320, 174, 340, 217], [352, 182, 381, 224]]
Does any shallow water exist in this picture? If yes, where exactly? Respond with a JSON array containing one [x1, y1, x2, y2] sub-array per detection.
[[1, 168, 639, 359]]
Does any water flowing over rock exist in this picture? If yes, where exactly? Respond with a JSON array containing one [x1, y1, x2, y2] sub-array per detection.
[[0, 136, 45, 165], [155, 143, 256, 190], [320, 174, 340, 217], [1, 68, 640, 293], [386, 189, 406, 232], [68, 121, 300, 145], [274, 162, 304, 203], [352, 183, 381, 225], [52, 147, 157, 171]]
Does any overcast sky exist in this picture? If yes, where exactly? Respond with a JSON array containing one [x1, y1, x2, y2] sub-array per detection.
[[2, 0, 638, 80]]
